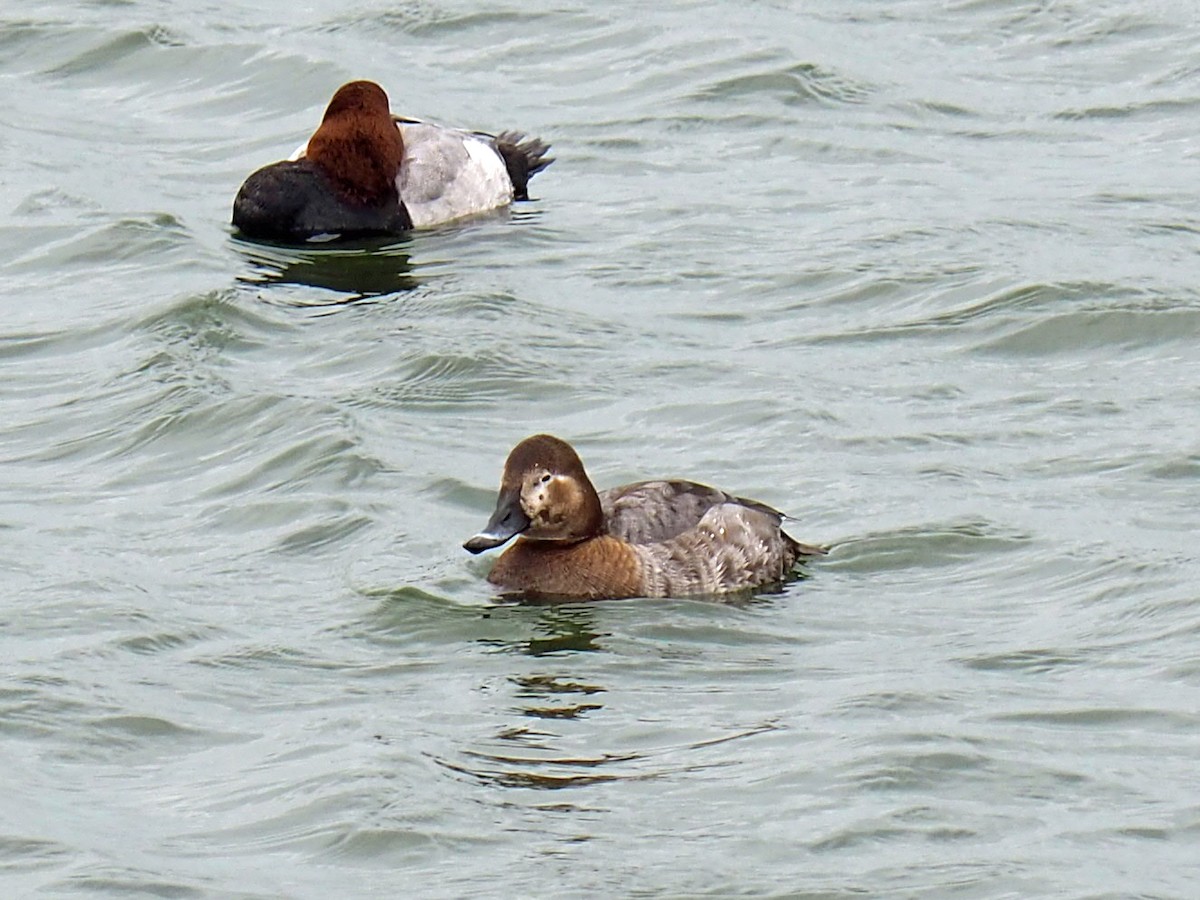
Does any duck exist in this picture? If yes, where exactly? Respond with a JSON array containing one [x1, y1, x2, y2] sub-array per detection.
[[463, 434, 827, 600], [232, 80, 552, 242]]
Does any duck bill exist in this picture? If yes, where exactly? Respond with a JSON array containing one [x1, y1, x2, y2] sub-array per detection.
[[463, 488, 530, 553]]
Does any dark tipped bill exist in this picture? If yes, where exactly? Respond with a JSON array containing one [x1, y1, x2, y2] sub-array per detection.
[[463, 488, 530, 553]]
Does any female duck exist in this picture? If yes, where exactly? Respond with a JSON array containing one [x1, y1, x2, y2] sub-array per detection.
[[232, 80, 552, 242], [464, 434, 826, 600]]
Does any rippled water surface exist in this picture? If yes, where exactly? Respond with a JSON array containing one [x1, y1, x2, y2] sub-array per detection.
[[3, 1, 1199, 896]]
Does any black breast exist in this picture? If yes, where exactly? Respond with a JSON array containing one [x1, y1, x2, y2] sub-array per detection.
[[232, 159, 412, 242]]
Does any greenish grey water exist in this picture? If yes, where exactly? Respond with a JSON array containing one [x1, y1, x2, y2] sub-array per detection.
[[2, 1, 1199, 897]]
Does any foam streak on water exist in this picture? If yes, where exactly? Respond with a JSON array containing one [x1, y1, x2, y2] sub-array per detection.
[[1, 1, 1199, 897]]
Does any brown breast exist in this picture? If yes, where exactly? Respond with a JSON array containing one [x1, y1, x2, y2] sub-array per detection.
[[487, 535, 645, 600]]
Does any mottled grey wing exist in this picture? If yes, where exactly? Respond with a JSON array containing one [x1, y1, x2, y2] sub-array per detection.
[[633, 503, 800, 597], [600, 480, 784, 545]]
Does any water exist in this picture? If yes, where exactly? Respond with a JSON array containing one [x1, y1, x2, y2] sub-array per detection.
[[2, 0, 1199, 896]]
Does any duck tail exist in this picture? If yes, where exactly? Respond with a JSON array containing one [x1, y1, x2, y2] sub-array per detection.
[[786, 533, 829, 560], [494, 131, 554, 200]]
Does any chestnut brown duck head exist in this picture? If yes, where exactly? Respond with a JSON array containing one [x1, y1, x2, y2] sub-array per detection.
[[464, 434, 603, 552], [305, 80, 405, 207]]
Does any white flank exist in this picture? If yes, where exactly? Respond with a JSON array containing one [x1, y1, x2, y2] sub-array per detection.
[[396, 123, 512, 227]]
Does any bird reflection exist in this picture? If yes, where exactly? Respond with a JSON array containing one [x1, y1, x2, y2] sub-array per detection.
[[230, 234, 418, 299], [478, 603, 607, 657], [511, 673, 605, 721]]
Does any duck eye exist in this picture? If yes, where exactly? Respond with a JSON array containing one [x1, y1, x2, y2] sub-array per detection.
[[540, 473, 552, 484]]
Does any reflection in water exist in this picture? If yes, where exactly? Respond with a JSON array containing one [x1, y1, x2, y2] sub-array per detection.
[[230, 235, 418, 299], [479, 604, 608, 657], [512, 674, 605, 720], [436, 750, 643, 790], [447, 603, 788, 794], [440, 604, 638, 791]]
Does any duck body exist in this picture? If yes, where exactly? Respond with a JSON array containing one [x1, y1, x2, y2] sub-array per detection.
[[232, 80, 552, 242], [464, 435, 826, 601]]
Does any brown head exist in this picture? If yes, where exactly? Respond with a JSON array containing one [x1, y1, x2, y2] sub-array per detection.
[[464, 434, 605, 553], [305, 80, 404, 206]]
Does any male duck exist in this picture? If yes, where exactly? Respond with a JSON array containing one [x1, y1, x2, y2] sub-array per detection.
[[464, 434, 826, 600], [232, 80, 552, 242]]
